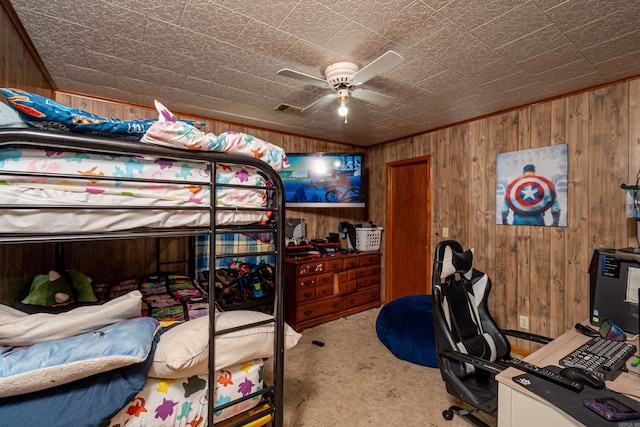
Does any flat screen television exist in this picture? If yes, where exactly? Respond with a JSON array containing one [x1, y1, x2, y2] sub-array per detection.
[[279, 152, 365, 208]]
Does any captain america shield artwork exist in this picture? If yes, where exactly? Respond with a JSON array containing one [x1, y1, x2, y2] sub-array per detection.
[[505, 175, 556, 215], [496, 144, 567, 227]]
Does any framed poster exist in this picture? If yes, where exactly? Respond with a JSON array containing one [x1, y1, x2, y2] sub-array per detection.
[[496, 144, 568, 227]]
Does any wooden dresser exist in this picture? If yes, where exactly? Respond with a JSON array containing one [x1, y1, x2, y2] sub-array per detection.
[[284, 252, 381, 331]]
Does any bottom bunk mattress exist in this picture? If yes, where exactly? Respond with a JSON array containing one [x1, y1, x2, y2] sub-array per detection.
[[108, 358, 264, 426]]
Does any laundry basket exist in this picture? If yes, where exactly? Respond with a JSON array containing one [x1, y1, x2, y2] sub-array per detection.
[[347, 227, 384, 251]]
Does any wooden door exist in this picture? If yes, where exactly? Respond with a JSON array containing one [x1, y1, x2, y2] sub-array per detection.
[[385, 156, 432, 301]]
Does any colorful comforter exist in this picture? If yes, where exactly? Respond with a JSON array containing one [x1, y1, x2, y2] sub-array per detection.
[[108, 359, 264, 426], [0, 146, 271, 232], [0, 147, 267, 204]]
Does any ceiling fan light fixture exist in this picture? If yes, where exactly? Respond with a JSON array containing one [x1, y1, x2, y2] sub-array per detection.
[[338, 100, 349, 117]]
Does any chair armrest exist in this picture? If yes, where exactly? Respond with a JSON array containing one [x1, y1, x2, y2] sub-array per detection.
[[438, 350, 505, 375], [502, 329, 552, 345]]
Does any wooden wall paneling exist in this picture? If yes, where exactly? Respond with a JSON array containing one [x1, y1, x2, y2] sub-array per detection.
[[0, 3, 52, 96], [611, 84, 631, 247], [498, 111, 520, 329], [589, 84, 629, 250], [0, 243, 55, 304], [122, 238, 156, 279], [468, 119, 490, 272], [488, 114, 512, 325], [564, 93, 590, 331], [62, 241, 125, 283], [515, 107, 532, 349], [549, 98, 568, 339], [529, 102, 552, 339], [157, 237, 190, 274], [481, 119, 498, 316], [450, 124, 470, 244], [366, 142, 387, 232], [627, 79, 640, 248], [424, 133, 439, 255], [435, 129, 451, 249]]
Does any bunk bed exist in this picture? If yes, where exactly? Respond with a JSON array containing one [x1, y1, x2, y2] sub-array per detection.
[[0, 97, 291, 426]]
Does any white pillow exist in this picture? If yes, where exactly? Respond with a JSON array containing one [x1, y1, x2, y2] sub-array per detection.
[[0, 291, 142, 346], [149, 310, 301, 378], [0, 316, 159, 397]]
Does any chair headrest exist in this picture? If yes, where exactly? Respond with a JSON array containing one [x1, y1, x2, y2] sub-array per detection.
[[441, 246, 474, 280]]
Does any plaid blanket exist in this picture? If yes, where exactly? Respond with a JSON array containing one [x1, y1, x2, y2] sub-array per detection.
[[195, 234, 274, 273]]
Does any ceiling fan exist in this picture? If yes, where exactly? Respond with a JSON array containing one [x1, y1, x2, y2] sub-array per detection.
[[275, 50, 404, 121]]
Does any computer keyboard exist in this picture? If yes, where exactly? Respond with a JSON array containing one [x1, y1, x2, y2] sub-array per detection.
[[559, 336, 637, 381]]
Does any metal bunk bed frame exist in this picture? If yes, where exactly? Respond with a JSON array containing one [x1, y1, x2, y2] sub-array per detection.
[[0, 128, 287, 426]]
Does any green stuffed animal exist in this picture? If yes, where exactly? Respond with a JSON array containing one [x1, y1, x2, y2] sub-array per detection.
[[22, 270, 74, 306], [22, 270, 98, 306], [66, 269, 98, 303]]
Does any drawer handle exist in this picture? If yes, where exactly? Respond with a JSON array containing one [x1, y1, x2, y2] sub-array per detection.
[[332, 302, 340, 309], [304, 292, 312, 298], [349, 262, 358, 267], [321, 289, 330, 295], [303, 310, 313, 317], [321, 277, 330, 283], [330, 262, 339, 268], [357, 271, 365, 277], [371, 292, 378, 298], [348, 298, 356, 304]]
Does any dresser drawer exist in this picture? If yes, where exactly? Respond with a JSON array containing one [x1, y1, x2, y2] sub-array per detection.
[[317, 272, 333, 287], [355, 267, 368, 279], [316, 284, 333, 298], [366, 275, 380, 288], [296, 276, 316, 289], [297, 287, 316, 302], [296, 261, 324, 277], [344, 257, 360, 269], [343, 288, 380, 309], [324, 258, 343, 272], [359, 254, 380, 267], [334, 271, 357, 295], [367, 265, 380, 276], [298, 298, 343, 320]]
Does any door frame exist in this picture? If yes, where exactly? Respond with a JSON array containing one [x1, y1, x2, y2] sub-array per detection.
[[385, 155, 432, 302]]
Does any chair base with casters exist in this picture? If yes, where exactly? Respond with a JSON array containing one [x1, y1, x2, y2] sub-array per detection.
[[443, 406, 489, 427], [431, 240, 552, 425]]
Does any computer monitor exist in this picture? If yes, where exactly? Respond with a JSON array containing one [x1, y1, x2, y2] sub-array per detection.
[[589, 248, 640, 334]]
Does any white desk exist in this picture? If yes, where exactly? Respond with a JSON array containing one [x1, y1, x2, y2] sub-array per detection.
[[496, 325, 640, 427]]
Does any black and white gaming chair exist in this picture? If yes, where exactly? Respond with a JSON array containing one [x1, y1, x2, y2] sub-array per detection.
[[431, 240, 551, 426]]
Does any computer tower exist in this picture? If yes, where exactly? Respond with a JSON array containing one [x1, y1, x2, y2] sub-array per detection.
[[589, 248, 640, 334]]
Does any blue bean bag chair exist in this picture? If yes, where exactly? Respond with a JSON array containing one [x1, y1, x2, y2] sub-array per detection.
[[375, 294, 438, 367]]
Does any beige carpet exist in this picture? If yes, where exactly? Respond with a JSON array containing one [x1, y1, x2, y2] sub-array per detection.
[[276, 307, 497, 427]]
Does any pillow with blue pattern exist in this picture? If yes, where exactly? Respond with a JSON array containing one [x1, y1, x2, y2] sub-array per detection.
[[0, 316, 160, 397], [0, 88, 202, 140]]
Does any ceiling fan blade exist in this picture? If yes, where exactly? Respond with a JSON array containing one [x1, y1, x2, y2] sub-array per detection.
[[350, 88, 394, 106], [277, 68, 330, 88], [349, 51, 404, 85], [301, 93, 338, 114]]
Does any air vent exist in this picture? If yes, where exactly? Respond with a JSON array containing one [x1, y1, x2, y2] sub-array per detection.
[[274, 103, 304, 114]]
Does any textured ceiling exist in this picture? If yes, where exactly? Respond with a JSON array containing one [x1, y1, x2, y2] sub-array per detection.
[[9, 0, 640, 147]]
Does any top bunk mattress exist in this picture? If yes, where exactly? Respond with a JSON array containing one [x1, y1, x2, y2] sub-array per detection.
[[0, 146, 271, 234]]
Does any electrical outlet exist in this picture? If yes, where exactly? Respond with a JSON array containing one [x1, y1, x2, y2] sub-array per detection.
[[442, 227, 449, 238], [519, 315, 529, 330]]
